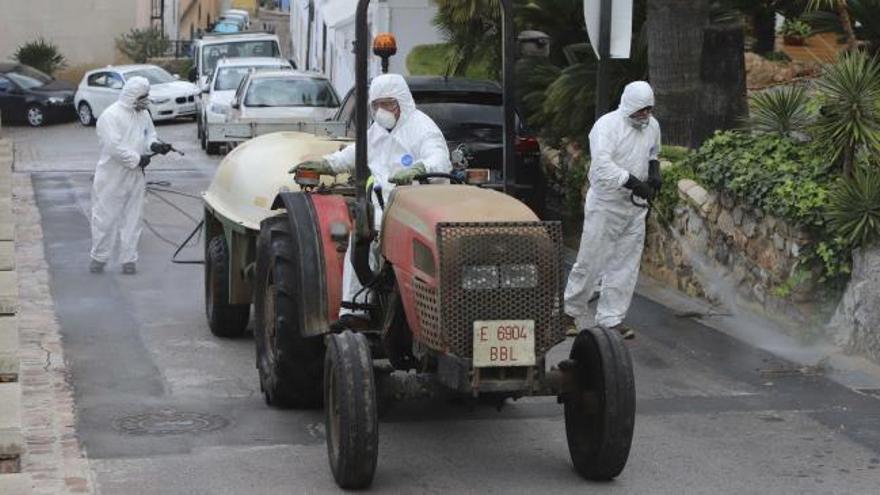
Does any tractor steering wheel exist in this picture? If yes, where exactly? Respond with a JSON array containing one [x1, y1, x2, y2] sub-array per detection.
[[413, 172, 464, 185]]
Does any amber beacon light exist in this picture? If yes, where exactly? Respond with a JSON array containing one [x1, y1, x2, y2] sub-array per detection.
[[372, 33, 398, 73]]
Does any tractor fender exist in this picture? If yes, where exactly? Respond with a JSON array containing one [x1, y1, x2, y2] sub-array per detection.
[[274, 192, 351, 334]]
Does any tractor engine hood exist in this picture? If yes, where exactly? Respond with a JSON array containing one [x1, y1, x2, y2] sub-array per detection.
[[203, 131, 349, 231], [382, 185, 539, 243]]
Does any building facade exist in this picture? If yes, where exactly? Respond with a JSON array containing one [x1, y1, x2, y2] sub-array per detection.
[[0, 0, 152, 73]]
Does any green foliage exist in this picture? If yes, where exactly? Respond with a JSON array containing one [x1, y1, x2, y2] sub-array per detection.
[[827, 165, 880, 247], [654, 160, 698, 226], [745, 85, 815, 135], [688, 131, 832, 225], [13, 38, 67, 76], [812, 50, 880, 176], [115, 28, 169, 63], [779, 18, 812, 38], [406, 43, 493, 79]]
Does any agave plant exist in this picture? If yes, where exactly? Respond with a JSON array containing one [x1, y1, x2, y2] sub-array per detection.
[[827, 164, 880, 248], [745, 85, 815, 135], [812, 50, 880, 177]]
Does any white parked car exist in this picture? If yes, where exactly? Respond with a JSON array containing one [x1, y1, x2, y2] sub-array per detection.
[[188, 33, 283, 88], [200, 57, 293, 154], [74, 65, 200, 126], [210, 70, 341, 151], [222, 9, 250, 29]]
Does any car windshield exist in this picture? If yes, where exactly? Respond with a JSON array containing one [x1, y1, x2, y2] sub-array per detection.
[[244, 77, 339, 107], [202, 41, 280, 75], [214, 65, 287, 91], [413, 91, 511, 143], [214, 22, 240, 33], [4, 65, 52, 90], [125, 67, 176, 85]]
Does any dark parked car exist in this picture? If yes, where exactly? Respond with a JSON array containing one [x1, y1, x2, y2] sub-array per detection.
[[334, 76, 546, 217], [0, 63, 76, 127]]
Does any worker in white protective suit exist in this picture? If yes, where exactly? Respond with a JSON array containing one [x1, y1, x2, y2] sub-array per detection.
[[89, 76, 174, 274], [565, 81, 662, 340], [295, 73, 451, 328]]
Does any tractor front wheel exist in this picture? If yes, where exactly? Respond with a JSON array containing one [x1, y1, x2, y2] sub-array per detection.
[[563, 326, 635, 480], [324, 330, 378, 489]]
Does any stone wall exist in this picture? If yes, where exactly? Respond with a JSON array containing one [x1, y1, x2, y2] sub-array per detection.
[[641, 179, 825, 329]]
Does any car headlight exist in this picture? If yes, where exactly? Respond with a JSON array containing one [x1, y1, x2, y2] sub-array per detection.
[[47, 96, 66, 105], [149, 97, 170, 105], [209, 103, 229, 115]]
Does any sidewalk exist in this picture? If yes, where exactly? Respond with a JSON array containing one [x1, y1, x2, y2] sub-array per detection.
[[0, 126, 95, 494]]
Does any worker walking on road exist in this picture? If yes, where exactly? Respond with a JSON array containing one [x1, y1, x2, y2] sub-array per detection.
[[565, 81, 662, 340], [89, 76, 173, 275], [295, 73, 451, 328]]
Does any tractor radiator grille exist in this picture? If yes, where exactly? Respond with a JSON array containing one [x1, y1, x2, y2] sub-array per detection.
[[413, 276, 445, 351], [436, 222, 564, 359]]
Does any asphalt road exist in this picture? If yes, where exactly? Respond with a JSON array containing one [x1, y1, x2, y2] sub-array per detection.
[[8, 121, 880, 494]]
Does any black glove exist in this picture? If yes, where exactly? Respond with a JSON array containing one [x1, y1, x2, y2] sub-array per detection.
[[150, 142, 173, 155], [138, 154, 151, 169], [624, 173, 655, 201], [647, 159, 662, 192]]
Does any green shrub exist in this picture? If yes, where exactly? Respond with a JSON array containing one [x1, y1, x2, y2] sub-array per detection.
[[812, 50, 880, 177], [779, 18, 812, 38], [827, 165, 880, 248], [687, 130, 832, 226], [745, 85, 815, 136], [116, 28, 169, 63], [13, 38, 67, 76]]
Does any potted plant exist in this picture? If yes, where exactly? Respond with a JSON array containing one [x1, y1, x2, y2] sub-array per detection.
[[780, 19, 812, 46]]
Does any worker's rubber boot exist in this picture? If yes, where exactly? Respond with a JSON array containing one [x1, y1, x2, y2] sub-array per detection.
[[122, 262, 137, 275], [609, 323, 635, 340], [89, 259, 105, 274]]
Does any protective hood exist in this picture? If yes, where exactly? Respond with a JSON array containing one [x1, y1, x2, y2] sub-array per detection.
[[119, 76, 151, 109], [618, 81, 654, 117], [368, 74, 416, 119]]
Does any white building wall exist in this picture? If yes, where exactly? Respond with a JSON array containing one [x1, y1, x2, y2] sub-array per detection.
[[0, 0, 149, 69]]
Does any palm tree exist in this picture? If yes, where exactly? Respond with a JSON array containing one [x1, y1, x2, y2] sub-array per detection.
[[807, 0, 858, 50]]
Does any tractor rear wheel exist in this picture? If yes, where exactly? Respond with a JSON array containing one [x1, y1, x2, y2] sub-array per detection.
[[564, 326, 635, 480], [324, 330, 378, 489], [205, 235, 250, 338], [254, 215, 324, 408]]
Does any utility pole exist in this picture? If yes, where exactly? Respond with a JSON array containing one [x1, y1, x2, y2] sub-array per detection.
[[594, 0, 612, 120]]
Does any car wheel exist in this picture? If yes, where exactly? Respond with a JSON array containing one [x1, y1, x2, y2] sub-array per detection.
[[78, 102, 95, 126], [205, 235, 250, 338], [200, 126, 207, 150], [26, 104, 45, 127]]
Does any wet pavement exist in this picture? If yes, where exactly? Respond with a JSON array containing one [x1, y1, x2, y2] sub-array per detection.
[[8, 121, 880, 493]]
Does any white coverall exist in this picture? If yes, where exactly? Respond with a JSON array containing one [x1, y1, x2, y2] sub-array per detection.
[[564, 81, 661, 328], [90, 77, 157, 265], [324, 74, 451, 315]]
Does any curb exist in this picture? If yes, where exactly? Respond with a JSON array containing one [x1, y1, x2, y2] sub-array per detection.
[[0, 130, 28, 493]]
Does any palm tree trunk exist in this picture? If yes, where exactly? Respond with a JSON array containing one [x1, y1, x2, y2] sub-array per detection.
[[646, 0, 710, 147], [836, 0, 858, 51]]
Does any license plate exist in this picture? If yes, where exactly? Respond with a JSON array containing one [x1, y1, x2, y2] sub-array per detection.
[[472, 320, 535, 367], [179, 104, 195, 113]]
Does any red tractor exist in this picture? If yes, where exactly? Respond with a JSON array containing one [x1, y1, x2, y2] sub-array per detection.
[[251, 0, 635, 488]]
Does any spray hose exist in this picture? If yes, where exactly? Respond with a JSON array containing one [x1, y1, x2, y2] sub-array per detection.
[[144, 181, 205, 265]]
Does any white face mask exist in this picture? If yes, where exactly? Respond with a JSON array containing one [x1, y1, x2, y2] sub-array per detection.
[[374, 108, 397, 130], [627, 115, 649, 130]]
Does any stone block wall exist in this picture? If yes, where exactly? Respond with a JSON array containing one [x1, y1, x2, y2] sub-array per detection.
[[641, 179, 824, 329]]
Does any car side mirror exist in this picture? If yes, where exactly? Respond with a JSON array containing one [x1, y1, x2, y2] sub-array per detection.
[[288, 59, 298, 70], [231, 101, 240, 109]]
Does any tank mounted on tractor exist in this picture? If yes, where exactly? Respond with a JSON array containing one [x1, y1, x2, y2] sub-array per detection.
[[201, 0, 636, 488]]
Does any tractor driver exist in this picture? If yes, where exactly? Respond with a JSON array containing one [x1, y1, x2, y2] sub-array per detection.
[[295, 73, 452, 329]]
